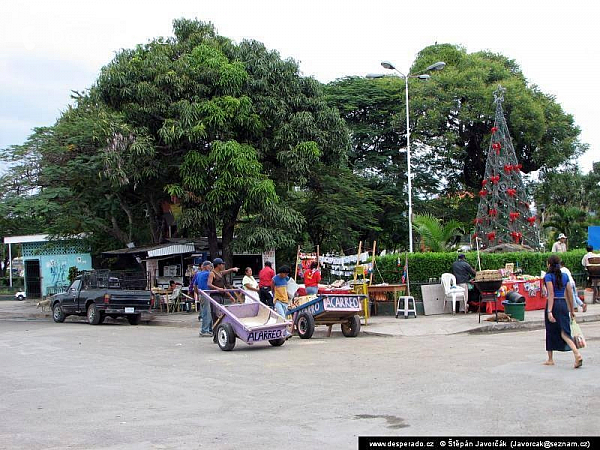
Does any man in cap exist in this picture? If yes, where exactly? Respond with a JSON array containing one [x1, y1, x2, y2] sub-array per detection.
[[194, 260, 214, 337], [551, 233, 568, 253], [452, 254, 476, 312]]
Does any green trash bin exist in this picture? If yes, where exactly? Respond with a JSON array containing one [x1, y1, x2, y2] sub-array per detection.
[[502, 300, 525, 321]]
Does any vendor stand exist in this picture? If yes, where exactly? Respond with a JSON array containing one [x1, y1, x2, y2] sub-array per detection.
[[485, 277, 545, 313], [367, 284, 407, 315]]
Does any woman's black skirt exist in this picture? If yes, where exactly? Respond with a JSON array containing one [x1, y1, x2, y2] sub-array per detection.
[[545, 298, 572, 352]]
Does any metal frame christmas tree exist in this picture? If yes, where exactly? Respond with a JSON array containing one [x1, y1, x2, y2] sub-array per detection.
[[473, 86, 539, 249]]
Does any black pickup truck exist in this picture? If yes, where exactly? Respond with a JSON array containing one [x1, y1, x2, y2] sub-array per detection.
[[50, 270, 152, 325]]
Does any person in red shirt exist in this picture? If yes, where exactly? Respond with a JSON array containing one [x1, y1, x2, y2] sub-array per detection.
[[258, 261, 275, 308], [303, 262, 321, 295]]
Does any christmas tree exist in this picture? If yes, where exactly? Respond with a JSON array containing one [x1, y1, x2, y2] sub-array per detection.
[[473, 86, 539, 249]]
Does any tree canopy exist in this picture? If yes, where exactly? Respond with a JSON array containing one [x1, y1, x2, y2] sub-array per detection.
[[325, 44, 588, 249], [1, 34, 593, 260]]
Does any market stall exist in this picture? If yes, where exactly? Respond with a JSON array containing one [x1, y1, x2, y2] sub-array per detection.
[[485, 277, 546, 314]]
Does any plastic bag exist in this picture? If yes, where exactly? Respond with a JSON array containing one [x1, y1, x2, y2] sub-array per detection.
[[571, 318, 586, 349]]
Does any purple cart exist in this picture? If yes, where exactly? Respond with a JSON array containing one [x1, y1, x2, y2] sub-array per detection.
[[198, 289, 291, 351]]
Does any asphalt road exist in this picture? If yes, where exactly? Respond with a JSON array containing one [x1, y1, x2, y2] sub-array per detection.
[[1, 318, 599, 450]]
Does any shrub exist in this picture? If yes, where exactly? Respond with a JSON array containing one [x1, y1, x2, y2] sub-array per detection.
[[373, 250, 586, 284]]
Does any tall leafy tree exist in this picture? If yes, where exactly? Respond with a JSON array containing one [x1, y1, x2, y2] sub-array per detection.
[[326, 45, 587, 250], [90, 19, 350, 262]]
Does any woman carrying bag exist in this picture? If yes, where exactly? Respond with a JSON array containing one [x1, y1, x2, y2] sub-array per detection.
[[544, 255, 583, 368]]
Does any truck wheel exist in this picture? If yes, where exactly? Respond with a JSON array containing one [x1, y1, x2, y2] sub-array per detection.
[[341, 314, 361, 337], [296, 312, 315, 339], [127, 314, 141, 325], [269, 338, 286, 347], [52, 304, 66, 323], [87, 304, 101, 325], [216, 323, 236, 351]]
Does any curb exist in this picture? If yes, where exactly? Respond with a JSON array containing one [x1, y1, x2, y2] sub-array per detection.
[[467, 313, 600, 334]]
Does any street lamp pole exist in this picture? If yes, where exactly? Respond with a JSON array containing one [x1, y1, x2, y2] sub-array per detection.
[[403, 74, 414, 253], [368, 61, 445, 253]]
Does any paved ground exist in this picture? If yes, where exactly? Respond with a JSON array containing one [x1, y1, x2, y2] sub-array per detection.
[[1, 316, 599, 449]]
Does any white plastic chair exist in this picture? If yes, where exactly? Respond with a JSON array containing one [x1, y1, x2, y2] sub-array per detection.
[[441, 273, 467, 314]]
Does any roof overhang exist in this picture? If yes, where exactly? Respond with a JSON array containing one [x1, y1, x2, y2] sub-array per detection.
[[4, 234, 87, 244]]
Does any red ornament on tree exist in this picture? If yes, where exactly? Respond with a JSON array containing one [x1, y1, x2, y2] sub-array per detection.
[[509, 212, 521, 222], [481, 179, 488, 187], [487, 232, 496, 241], [504, 164, 513, 173], [510, 231, 522, 243], [527, 216, 536, 226], [507, 188, 517, 197], [479, 189, 488, 197], [489, 208, 498, 217], [491, 126, 498, 133], [490, 175, 500, 184], [474, 218, 483, 225], [514, 164, 522, 172], [492, 142, 501, 155]]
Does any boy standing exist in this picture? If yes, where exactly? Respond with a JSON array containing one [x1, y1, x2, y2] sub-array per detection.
[[271, 266, 291, 319]]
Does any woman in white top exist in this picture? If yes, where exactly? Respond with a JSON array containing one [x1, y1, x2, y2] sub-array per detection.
[[242, 267, 260, 303]]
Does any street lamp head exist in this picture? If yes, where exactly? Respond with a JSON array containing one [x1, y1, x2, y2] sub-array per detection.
[[381, 61, 396, 70], [416, 74, 430, 80], [425, 61, 446, 71], [366, 73, 385, 79]]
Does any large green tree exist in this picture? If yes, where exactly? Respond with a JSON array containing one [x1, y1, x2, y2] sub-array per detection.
[[93, 19, 351, 262], [325, 44, 587, 249], [2, 19, 353, 264]]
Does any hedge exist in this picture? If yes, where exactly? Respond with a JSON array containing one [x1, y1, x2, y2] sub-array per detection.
[[372, 250, 587, 285]]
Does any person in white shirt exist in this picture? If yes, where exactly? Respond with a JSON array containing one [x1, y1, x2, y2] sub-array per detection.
[[581, 245, 596, 268], [560, 264, 587, 312], [242, 267, 260, 303], [551, 233, 567, 253]]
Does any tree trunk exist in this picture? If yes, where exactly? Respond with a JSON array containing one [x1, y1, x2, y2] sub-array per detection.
[[221, 216, 235, 268], [206, 220, 219, 261]]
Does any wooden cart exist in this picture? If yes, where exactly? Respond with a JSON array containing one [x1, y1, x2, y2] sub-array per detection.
[[287, 294, 365, 339]]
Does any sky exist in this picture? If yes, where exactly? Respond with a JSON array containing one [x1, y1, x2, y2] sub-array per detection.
[[1, 0, 599, 174]]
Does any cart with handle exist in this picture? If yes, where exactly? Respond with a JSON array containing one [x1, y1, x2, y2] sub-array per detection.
[[287, 294, 365, 339], [198, 288, 291, 351]]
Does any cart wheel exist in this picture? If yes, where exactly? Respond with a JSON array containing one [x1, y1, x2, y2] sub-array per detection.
[[269, 338, 286, 347], [216, 323, 236, 351], [341, 315, 361, 337], [296, 312, 315, 339]]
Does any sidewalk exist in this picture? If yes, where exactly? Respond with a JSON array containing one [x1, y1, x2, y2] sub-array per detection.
[[1, 299, 599, 337]]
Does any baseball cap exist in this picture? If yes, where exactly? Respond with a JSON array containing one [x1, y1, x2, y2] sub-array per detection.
[[201, 260, 212, 267], [213, 257, 225, 265]]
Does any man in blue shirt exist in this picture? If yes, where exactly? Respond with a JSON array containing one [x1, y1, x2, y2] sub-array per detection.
[[194, 261, 213, 337]]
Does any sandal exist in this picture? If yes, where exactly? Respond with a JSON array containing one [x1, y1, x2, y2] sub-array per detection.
[[574, 356, 583, 369]]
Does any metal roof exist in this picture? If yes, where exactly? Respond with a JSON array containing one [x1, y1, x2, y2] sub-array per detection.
[[147, 243, 195, 258], [102, 240, 203, 258], [4, 234, 87, 244]]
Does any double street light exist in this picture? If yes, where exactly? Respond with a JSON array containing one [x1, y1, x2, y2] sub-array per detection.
[[367, 60, 445, 252]]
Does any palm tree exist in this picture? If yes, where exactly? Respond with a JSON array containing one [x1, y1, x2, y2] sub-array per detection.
[[543, 206, 589, 249], [412, 213, 464, 252]]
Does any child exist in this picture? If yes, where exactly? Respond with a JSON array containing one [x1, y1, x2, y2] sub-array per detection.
[[272, 266, 291, 319]]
